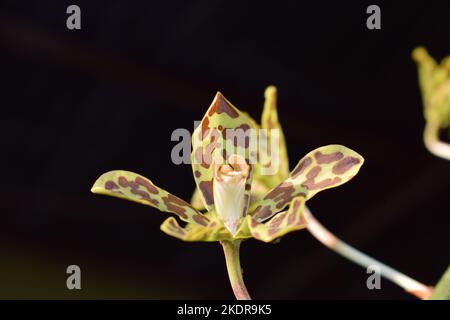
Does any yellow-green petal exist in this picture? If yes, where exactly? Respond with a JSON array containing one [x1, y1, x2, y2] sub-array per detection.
[[91, 170, 209, 226], [251, 145, 364, 221], [246, 196, 306, 243], [413, 47, 450, 128], [161, 213, 237, 242], [191, 92, 257, 214], [258, 86, 290, 187], [190, 187, 206, 211]]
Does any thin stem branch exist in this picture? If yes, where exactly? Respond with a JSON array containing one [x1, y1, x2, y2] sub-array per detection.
[[423, 122, 450, 160], [220, 240, 251, 300], [302, 206, 432, 300]]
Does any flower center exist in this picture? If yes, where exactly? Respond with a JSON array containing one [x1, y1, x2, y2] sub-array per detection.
[[213, 154, 250, 235]]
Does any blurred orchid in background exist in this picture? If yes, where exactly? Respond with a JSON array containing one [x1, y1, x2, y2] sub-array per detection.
[[413, 47, 450, 160]]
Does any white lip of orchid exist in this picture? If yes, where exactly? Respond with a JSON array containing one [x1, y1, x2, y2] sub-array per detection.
[[213, 154, 249, 236]]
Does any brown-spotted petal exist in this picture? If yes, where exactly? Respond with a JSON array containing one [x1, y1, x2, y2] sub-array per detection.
[[91, 170, 209, 226], [251, 145, 364, 222], [247, 196, 306, 242], [191, 92, 257, 214], [160, 214, 233, 242]]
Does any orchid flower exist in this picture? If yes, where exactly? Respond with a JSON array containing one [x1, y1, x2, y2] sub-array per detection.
[[413, 47, 450, 160], [91, 87, 364, 299], [189, 87, 433, 300]]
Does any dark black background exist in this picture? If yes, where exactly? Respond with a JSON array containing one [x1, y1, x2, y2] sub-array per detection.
[[0, 1, 449, 299]]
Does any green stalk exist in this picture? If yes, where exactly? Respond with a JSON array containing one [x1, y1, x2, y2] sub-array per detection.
[[220, 240, 251, 300]]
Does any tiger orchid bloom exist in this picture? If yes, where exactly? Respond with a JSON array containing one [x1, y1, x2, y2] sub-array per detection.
[[91, 87, 364, 299]]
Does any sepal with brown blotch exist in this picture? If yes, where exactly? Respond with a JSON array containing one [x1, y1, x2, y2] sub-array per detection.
[[245, 196, 306, 243], [251, 145, 364, 222], [191, 92, 257, 214], [161, 212, 242, 242], [91, 170, 209, 226]]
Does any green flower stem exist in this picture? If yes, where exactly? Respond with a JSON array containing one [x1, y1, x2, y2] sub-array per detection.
[[423, 122, 450, 160], [220, 240, 251, 300], [303, 206, 432, 300]]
